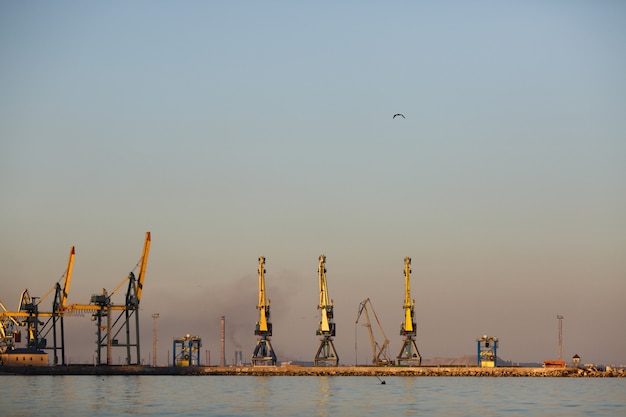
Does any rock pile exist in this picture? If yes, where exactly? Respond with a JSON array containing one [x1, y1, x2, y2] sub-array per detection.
[[2, 365, 624, 377]]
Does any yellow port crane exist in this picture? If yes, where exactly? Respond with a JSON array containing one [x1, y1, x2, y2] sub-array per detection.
[[0, 302, 21, 354], [314, 254, 339, 366], [355, 298, 392, 366], [0, 245, 75, 365], [64, 232, 151, 365], [251, 256, 277, 366], [396, 256, 421, 366], [1, 233, 150, 366]]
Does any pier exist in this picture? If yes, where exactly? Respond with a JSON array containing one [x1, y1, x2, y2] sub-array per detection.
[[2, 365, 624, 377]]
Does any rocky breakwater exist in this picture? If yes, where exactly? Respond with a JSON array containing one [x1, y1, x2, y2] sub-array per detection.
[[570, 366, 626, 378], [201, 366, 626, 377], [2, 365, 624, 377]]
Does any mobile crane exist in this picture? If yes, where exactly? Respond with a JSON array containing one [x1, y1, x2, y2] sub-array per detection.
[[396, 256, 421, 366], [314, 254, 339, 366], [251, 256, 277, 366], [356, 298, 392, 366]]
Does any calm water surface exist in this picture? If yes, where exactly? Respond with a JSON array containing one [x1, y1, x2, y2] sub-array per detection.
[[2, 375, 625, 416]]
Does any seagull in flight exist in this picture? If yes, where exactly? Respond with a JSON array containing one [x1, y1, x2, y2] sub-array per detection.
[[393, 113, 405, 119]]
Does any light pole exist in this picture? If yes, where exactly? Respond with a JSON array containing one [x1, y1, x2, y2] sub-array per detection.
[[152, 313, 160, 367], [557, 315, 564, 361]]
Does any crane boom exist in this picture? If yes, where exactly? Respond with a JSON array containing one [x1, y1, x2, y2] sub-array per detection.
[[256, 256, 270, 335], [60, 246, 75, 311], [402, 256, 415, 335], [18, 289, 31, 313], [136, 232, 151, 303], [318, 255, 332, 334]]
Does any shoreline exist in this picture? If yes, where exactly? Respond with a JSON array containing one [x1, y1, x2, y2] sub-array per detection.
[[2, 365, 624, 377]]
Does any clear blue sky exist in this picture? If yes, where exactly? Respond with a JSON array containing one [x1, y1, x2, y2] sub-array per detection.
[[1, 1, 625, 366]]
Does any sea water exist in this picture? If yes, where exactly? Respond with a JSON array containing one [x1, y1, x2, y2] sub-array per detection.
[[1, 375, 625, 416]]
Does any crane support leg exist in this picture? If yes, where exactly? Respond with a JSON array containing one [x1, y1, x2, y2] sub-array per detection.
[[396, 337, 421, 366], [251, 337, 277, 366], [314, 337, 339, 366]]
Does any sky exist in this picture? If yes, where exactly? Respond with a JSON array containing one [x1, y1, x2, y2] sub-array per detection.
[[1, 1, 625, 367]]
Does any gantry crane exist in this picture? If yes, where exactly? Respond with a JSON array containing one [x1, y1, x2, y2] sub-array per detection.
[[396, 256, 421, 366], [251, 256, 277, 366], [0, 233, 150, 366], [173, 334, 202, 366], [314, 254, 339, 366], [355, 298, 392, 366], [65, 232, 151, 365], [0, 245, 75, 365]]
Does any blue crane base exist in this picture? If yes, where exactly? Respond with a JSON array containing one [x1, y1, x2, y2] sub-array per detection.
[[396, 337, 421, 366], [252, 338, 277, 366]]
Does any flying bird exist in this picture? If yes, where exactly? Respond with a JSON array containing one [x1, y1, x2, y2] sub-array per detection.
[[393, 113, 405, 119]]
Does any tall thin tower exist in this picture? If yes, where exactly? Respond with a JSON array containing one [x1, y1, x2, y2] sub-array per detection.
[[557, 314, 564, 361], [152, 313, 159, 367], [220, 315, 226, 367]]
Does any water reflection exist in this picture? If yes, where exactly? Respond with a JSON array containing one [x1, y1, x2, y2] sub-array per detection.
[[2, 375, 624, 417], [252, 375, 272, 413], [316, 376, 332, 417]]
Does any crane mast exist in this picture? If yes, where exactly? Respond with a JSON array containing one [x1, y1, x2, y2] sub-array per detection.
[[135, 232, 151, 303], [402, 256, 414, 335], [251, 256, 277, 366], [396, 256, 421, 366], [314, 254, 338, 366], [257, 256, 269, 333], [56, 246, 74, 313]]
